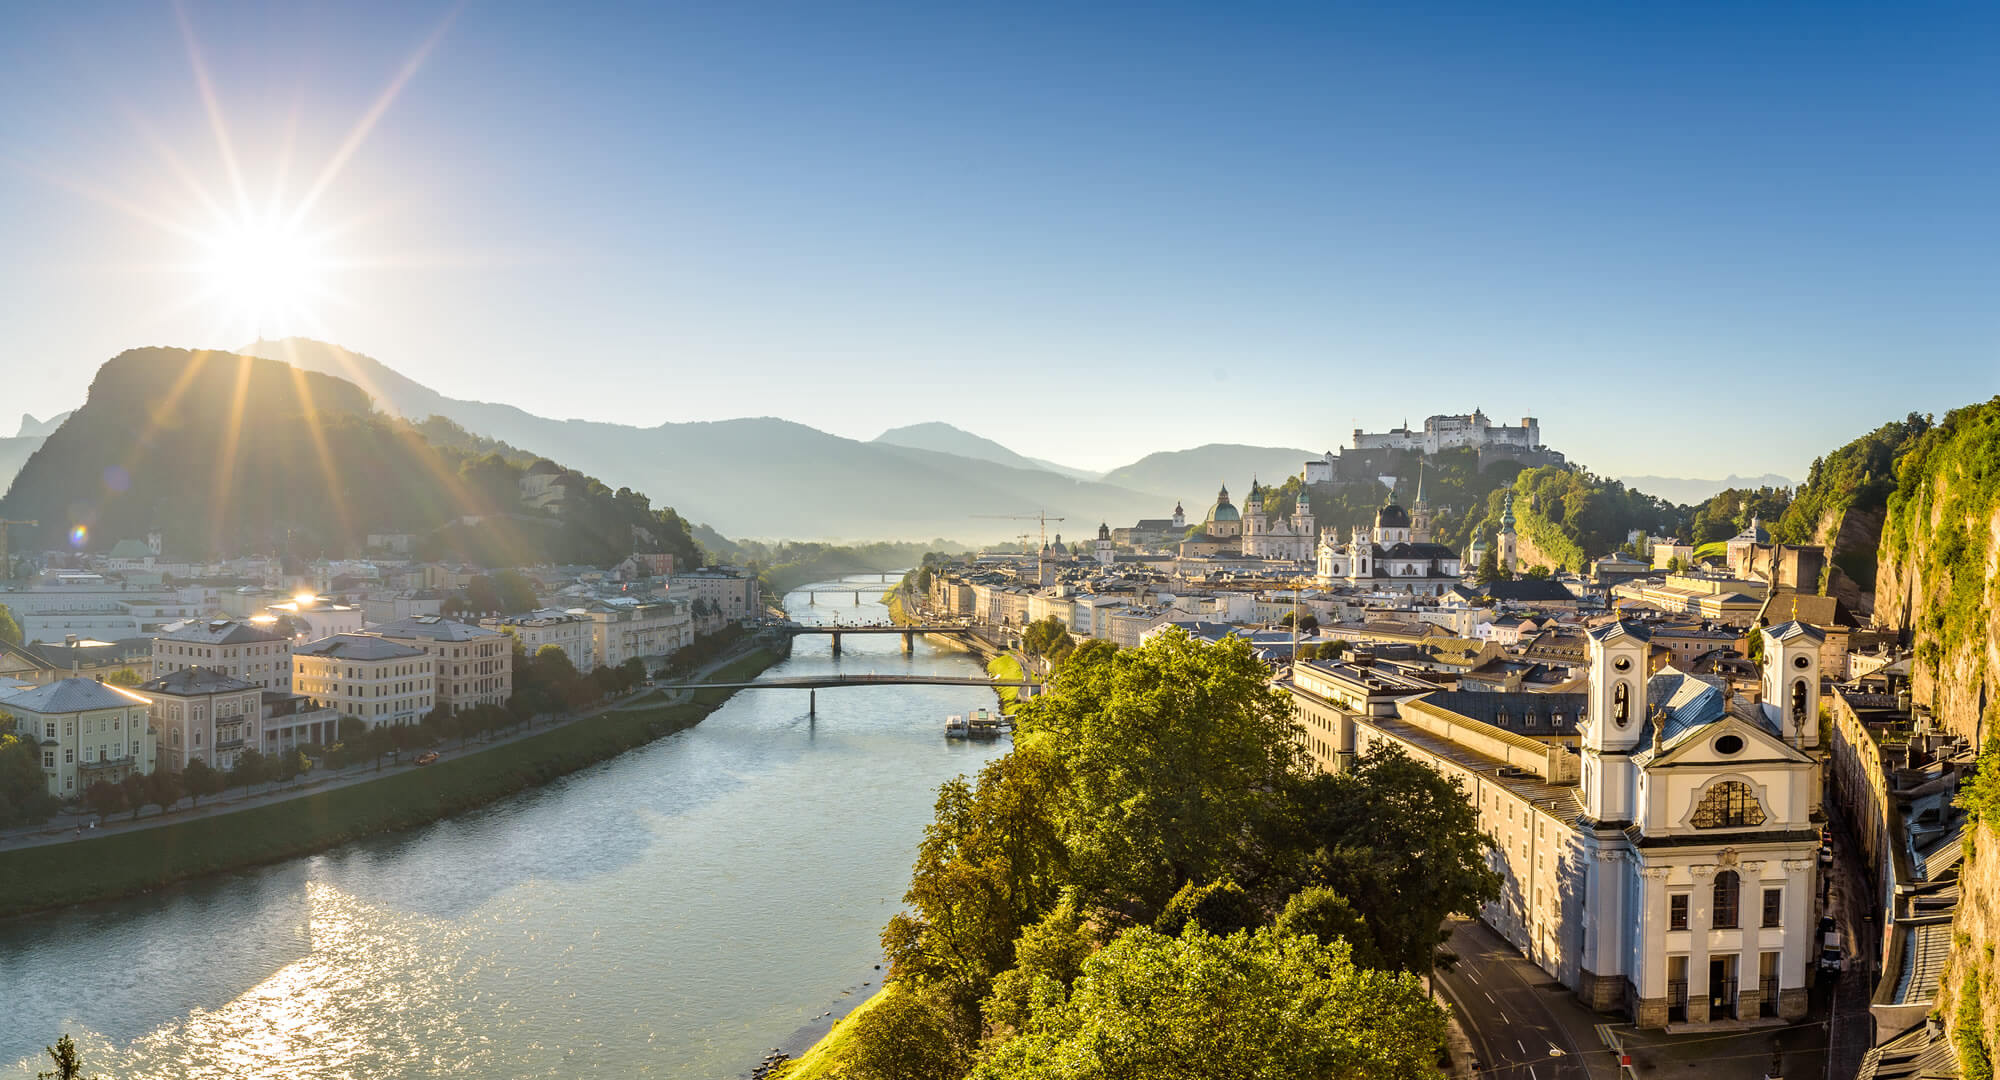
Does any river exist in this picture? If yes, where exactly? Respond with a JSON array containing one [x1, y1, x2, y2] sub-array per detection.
[[0, 578, 1006, 1079]]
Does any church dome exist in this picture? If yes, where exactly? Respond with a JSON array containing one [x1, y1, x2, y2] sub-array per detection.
[[1375, 503, 1412, 530], [1208, 483, 1239, 522]]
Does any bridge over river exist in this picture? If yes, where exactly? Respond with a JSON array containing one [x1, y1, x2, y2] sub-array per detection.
[[775, 622, 985, 656], [652, 672, 1038, 715]]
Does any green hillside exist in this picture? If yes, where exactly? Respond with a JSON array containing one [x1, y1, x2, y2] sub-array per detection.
[[0, 348, 701, 568]]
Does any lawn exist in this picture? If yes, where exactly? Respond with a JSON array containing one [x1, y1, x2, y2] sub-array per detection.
[[988, 653, 1025, 708], [0, 649, 777, 919]]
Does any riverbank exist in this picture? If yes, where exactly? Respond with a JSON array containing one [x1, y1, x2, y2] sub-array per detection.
[[0, 649, 779, 920]]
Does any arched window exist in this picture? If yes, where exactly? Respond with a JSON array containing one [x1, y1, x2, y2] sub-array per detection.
[[1712, 870, 1740, 929], [1690, 782, 1766, 829]]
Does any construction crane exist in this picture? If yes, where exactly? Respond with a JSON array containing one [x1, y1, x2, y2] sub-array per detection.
[[0, 520, 37, 582], [972, 511, 1066, 553]]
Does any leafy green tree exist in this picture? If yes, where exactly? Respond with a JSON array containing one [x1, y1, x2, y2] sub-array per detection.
[[882, 748, 1069, 1018], [982, 902, 1098, 1035], [1275, 885, 1381, 969], [146, 768, 184, 814], [838, 988, 969, 1080], [181, 758, 224, 808], [1014, 630, 1297, 922], [968, 926, 1447, 1080], [0, 735, 58, 825], [0, 602, 20, 645], [1272, 745, 1500, 973], [1020, 617, 1073, 662], [83, 779, 127, 825], [103, 668, 144, 687], [37, 1034, 98, 1080], [1154, 876, 1258, 937], [119, 771, 149, 820], [230, 749, 268, 794]]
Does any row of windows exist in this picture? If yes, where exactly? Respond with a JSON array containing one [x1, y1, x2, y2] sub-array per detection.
[[1668, 873, 1782, 930]]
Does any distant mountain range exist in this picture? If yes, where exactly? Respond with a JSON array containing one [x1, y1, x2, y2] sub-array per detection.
[[873, 422, 1098, 481], [239, 339, 1206, 542], [7, 337, 1755, 547], [1616, 473, 1796, 506]]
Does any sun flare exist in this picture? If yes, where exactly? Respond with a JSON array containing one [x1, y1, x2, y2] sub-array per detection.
[[193, 214, 331, 339]]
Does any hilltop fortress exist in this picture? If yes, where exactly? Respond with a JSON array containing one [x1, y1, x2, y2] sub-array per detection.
[[1305, 410, 1566, 484]]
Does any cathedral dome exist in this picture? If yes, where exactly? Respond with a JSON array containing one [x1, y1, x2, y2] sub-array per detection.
[[1208, 484, 1239, 523], [1375, 503, 1412, 530]]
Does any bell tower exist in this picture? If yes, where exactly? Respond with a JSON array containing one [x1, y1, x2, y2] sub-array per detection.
[[1760, 621, 1825, 749], [1582, 621, 1651, 824], [1095, 523, 1114, 567]]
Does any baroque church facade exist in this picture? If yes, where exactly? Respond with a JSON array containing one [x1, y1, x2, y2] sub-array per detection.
[[1301, 620, 1825, 1028], [1314, 480, 1463, 594]]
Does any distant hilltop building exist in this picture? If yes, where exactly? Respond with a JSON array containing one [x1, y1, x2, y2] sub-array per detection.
[[1305, 410, 1565, 485]]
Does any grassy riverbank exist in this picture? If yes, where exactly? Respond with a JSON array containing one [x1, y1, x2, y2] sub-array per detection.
[[774, 987, 888, 1079], [988, 653, 1025, 708], [0, 649, 779, 919]]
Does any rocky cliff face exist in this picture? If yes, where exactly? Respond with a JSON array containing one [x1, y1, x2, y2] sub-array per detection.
[[1874, 400, 2000, 745], [1815, 504, 1883, 619], [1938, 829, 2000, 1074]]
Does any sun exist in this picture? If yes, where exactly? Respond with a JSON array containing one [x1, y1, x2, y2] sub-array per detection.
[[193, 213, 331, 340]]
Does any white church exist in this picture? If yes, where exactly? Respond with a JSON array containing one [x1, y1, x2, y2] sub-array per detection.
[[1292, 619, 1825, 1027], [1314, 479, 1464, 594]]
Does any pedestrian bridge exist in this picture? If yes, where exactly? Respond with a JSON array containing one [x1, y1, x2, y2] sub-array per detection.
[[651, 672, 1038, 715], [777, 623, 982, 655]]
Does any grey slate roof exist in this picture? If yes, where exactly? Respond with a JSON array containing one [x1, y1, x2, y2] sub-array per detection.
[[370, 616, 505, 643], [1586, 620, 1652, 644], [0, 677, 151, 714], [137, 667, 258, 695], [156, 619, 288, 646], [295, 634, 428, 661]]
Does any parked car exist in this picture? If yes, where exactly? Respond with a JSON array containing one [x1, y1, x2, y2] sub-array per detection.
[[1819, 914, 1837, 935], [1820, 929, 1844, 973], [1819, 844, 1834, 866], [416, 751, 440, 766]]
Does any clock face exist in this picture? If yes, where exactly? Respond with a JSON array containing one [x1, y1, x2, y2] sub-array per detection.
[[1794, 655, 1810, 670], [1614, 657, 1632, 672]]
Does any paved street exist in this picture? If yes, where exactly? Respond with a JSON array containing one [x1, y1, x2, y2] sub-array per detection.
[[1823, 788, 1880, 1080], [1437, 920, 1604, 1080], [1442, 919, 1832, 1080]]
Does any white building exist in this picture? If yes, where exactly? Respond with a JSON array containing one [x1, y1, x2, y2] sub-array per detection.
[[137, 667, 263, 772], [292, 634, 436, 729], [152, 619, 295, 694], [1240, 482, 1316, 562], [0, 677, 156, 796], [668, 568, 761, 623], [482, 608, 596, 670], [573, 600, 693, 671], [367, 617, 512, 714], [1315, 491, 1462, 596], [1351, 411, 1545, 456], [1286, 619, 1825, 1027]]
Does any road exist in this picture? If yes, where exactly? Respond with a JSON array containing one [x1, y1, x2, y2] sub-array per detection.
[[1436, 920, 1603, 1080], [1823, 787, 1878, 1079]]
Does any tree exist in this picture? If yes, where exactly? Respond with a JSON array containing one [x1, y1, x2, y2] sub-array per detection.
[[1154, 876, 1258, 937], [0, 602, 21, 645], [837, 988, 968, 1080], [37, 1034, 98, 1080], [1274, 885, 1381, 969], [1015, 630, 1298, 922], [103, 668, 144, 687], [119, 771, 149, 820], [230, 749, 268, 795], [1021, 616, 1074, 662], [146, 768, 184, 814], [82, 779, 127, 825], [1272, 744, 1500, 973], [982, 902, 1097, 1035], [182, 758, 224, 808], [0, 735, 58, 826], [968, 926, 1448, 1080]]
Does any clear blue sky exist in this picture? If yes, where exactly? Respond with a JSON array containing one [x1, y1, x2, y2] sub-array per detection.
[[3, 1, 1995, 480]]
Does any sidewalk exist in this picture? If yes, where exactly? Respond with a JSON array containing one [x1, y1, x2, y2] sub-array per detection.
[[0, 645, 764, 853]]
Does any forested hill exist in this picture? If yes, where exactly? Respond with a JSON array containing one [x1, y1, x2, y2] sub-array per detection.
[[0, 348, 702, 568]]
